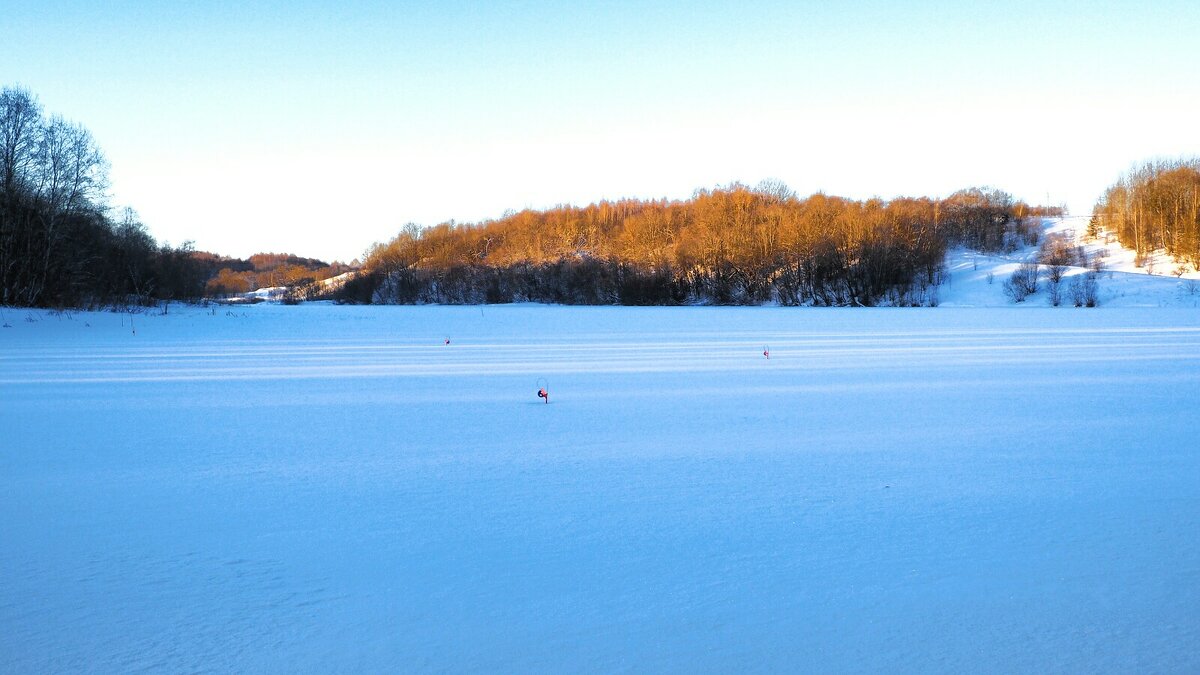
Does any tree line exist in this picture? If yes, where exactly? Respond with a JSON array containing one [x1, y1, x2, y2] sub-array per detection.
[[3, 82, 1069, 309], [348, 185, 1058, 306], [1091, 159, 1200, 269], [0, 85, 211, 307], [0, 84, 353, 308]]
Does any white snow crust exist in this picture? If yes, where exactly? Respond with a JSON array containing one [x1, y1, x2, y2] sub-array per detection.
[[3, 302, 1200, 671]]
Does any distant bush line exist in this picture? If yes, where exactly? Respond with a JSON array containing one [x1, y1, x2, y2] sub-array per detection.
[[347, 185, 1059, 306]]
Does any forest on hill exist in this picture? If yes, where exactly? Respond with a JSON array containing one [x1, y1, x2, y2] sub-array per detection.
[[200, 253, 352, 297], [1092, 159, 1200, 269], [345, 186, 1060, 306]]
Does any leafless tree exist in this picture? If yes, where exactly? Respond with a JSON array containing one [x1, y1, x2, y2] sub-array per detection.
[[1003, 261, 1039, 302], [0, 86, 41, 199], [1069, 271, 1099, 307]]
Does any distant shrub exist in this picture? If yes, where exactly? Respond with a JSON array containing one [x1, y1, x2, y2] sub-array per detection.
[[1047, 279, 1062, 306], [1070, 271, 1099, 307], [1039, 233, 1076, 287], [1003, 262, 1039, 302]]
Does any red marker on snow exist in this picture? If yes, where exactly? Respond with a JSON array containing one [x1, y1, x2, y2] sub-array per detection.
[[537, 388, 548, 403]]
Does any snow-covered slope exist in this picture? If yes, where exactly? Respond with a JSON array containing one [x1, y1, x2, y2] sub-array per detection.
[[224, 271, 357, 303], [941, 216, 1200, 308]]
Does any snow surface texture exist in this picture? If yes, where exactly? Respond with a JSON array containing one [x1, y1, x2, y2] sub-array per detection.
[[3, 304, 1200, 672]]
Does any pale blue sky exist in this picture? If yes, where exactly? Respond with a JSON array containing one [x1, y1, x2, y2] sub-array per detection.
[[6, 1, 1198, 261]]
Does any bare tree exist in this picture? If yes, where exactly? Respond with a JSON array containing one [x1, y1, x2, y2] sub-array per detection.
[[1, 86, 43, 303], [1, 86, 112, 305], [1003, 261, 1039, 302], [0, 86, 41, 199], [1070, 271, 1099, 307]]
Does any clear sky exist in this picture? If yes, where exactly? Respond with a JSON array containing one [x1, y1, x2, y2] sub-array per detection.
[[5, 0, 1199, 262]]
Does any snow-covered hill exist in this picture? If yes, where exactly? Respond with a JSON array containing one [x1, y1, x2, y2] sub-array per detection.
[[941, 216, 1200, 308]]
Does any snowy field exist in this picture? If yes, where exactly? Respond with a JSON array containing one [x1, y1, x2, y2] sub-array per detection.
[[4, 303, 1200, 672]]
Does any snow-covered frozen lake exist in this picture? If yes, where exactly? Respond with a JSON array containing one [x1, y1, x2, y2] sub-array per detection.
[[3, 304, 1200, 672]]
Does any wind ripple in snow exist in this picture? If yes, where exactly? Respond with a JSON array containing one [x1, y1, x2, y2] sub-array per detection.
[[4, 327, 1200, 384]]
